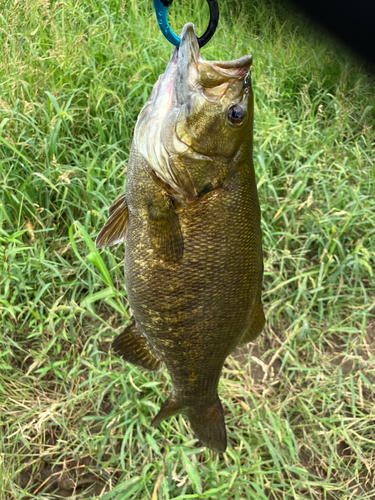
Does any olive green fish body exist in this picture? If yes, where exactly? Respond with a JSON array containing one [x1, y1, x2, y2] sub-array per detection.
[[125, 144, 262, 390], [96, 24, 264, 452]]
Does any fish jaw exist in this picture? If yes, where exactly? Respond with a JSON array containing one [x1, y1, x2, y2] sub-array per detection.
[[175, 23, 252, 106], [133, 25, 201, 197], [173, 23, 200, 106]]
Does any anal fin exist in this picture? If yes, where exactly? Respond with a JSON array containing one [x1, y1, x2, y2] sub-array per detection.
[[237, 301, 265, 347], [112, 322, 162, 371]]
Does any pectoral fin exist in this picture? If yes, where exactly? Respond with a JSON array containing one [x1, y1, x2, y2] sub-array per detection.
[[148, 197, 183, 264], [95, 199, 129, 249], [237, 301, 265, 347], [112, 321, 162, 371]]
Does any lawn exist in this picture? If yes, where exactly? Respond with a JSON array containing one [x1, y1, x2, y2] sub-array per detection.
[[0, 0, 374, 498]]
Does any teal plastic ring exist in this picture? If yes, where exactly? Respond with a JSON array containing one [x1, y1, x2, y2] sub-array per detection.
[[153, 0, 219, 48]]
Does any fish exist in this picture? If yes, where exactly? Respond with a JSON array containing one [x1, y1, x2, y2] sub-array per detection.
[[95, 23, 264, 453]]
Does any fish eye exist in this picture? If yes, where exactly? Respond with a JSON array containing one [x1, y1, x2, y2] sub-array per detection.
[[227, 104, 246, 126]]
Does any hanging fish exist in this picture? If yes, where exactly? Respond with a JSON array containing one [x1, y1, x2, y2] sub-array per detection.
[[95, 23, 264, 453]]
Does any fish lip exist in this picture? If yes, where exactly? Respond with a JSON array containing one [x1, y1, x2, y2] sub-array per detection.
[[179, 22, 200, 62], [211, 54, 253, 70], [170, 23, 253, 105], [174, 23, 201, 106]]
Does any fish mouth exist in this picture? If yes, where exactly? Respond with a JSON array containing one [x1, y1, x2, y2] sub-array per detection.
[[173, 23, 252, 105], [155, 23, 253, 110]]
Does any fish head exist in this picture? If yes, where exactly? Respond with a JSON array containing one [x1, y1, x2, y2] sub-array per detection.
[[134, 23, 253, 199], [174, 24, 253, 159]]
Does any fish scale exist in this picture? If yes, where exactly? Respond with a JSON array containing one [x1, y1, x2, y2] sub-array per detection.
[[95, 23, 264, 452]]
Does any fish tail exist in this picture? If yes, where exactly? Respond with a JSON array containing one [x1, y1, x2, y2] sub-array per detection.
[[151, 395, 181, 427], [151, 395, 227, 453], [187, 397, 227, 453]]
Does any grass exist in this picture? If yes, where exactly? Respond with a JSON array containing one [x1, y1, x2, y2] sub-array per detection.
[[0, 0, 374, 498]]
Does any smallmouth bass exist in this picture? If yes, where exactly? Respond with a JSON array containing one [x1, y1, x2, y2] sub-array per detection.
[[95, 23, 264, 452]]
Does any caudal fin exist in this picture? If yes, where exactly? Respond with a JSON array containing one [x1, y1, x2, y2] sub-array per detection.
[[152, 395, 227, 453], [151, 396, 181, 427], [188, 397, 227, 453]]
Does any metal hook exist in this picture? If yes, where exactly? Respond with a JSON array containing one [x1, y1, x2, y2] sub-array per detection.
[[153, 0, 219, 48]]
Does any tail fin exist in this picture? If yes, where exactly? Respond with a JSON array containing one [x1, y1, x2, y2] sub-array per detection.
[[152, 395, 227, 453], [152, 395, 181, 427], [188, 397, 227, 453]]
